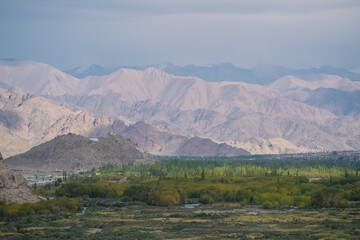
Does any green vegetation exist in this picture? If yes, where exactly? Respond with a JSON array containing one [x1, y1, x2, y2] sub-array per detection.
[[54, 173, 359, 209], [0, 197, 81, 218], [52, 158, 360, 208], [0, 201, 359, 239], [1, 156, 360, 239], [101, 157, 360, 178]]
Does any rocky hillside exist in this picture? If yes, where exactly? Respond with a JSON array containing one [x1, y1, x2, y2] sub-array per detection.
[[2, 60, 360, 153], [56, 67, 360, 151], [225, 138, 316, 155], [5, 133, 156, 174], [0, 152, 41, 204], [0, 87, 113, 158], [119, 121, 250, 157], [270, 75, 360, 118], [175, 137, 250, 157], [0, 88, 249, 157], [0, 87, 249, 157]]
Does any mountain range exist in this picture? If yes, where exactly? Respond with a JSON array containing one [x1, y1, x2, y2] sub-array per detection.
[[0, 86, 249, 159], [65, 62, 360, 84], [1, 59, 359, 156]]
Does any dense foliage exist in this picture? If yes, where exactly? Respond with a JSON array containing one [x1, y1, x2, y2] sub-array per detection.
[[53, 158, 360, 208], [0, 197, 81, 218], [100, 157, 360, 179]]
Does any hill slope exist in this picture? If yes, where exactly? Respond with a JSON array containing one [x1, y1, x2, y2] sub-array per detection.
[[120, 121, 250, 157], [0, 60, 80, 96], [5, 133, 156, 174], [0, 152, 41, 203], [175, 137, 250, 157], [0, 87, 249, 158], [0, 87, 113, 158]]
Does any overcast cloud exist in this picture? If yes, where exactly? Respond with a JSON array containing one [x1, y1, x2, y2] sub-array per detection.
[[0, 0, 359, 70]]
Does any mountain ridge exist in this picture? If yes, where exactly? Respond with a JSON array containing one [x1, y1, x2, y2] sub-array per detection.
[[0, 87, 250, 158], [64, 62, 360, 83], [1, 60, 360, 154]]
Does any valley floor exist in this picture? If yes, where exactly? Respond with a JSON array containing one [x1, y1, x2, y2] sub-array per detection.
[[1, 202, 359, 239]]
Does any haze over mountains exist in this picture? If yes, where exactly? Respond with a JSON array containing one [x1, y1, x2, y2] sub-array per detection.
[[65, 62, 360, 84], [1, 59, 360, 156]]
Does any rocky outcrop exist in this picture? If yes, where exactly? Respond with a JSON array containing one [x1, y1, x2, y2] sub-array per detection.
[[0, 152, 41, 204], [5, 133, 156, 174]]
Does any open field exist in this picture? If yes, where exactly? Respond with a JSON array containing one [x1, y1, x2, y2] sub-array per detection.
[[1, 201, 359, 239]]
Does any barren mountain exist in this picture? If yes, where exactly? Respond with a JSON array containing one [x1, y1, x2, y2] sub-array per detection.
[[119, 121, 250, 156], [270, 75, 360, 92], [120, 121, 189, 156], [0, 87, 114, 157], [225, 138, 316, 155], [59, 67, 360, 151], [0, 87, 248, 158], [0, 60, 80, 96], [305, 89, 360, 117], [270, 75, 360, 118], [65, 62, 360, 84], [5, 133, 156, 174], [175, 137, 250, 157], [2, 60, 360, 153], [0, 152, 41, 203]]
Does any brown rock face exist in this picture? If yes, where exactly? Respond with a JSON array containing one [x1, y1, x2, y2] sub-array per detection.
[[5, 133, 156, 174], [0, 152, 41, 203]]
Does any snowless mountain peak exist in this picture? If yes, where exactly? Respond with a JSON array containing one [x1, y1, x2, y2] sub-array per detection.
[[2, 59, 360, 154]]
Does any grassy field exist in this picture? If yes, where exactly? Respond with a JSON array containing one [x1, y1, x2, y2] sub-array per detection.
[[1, 201, 359, 239]]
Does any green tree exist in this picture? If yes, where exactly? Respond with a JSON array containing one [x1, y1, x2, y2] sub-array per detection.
[[63, 169, 67, 183]]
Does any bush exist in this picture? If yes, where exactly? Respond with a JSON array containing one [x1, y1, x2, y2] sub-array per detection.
[[0, 197, 81, 218], [199, 187, 222, 204], [311, 188, 346, 208], [224, 191, 237, 202], [263, 201, 272, 209], [123, 185, 151, 202], [56, 183, 121, 198], [0, 201, 5, 217], [298, 202, 306, 209], [148, 187, 180, 206]]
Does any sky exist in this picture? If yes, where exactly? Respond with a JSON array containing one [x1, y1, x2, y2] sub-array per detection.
[[0, 0, 359, 71]]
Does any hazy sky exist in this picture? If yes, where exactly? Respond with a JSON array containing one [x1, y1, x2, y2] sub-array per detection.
[[1, 0, 359, 70]]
